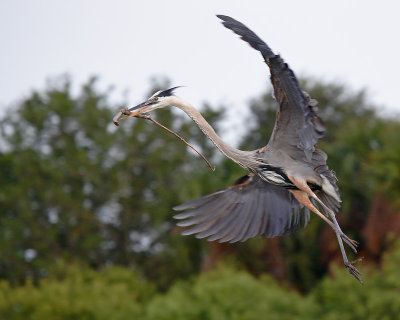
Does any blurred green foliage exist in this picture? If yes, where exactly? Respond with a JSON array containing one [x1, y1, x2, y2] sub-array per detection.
[[1, 242, 400, 319], [1, 74, 400, 318], [313, 241, 400, 320], [144, 266, 314, 320], [0, 75, 228, 289], [0, 263, 154, 320]]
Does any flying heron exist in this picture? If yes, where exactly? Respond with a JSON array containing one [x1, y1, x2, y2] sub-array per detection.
[[114, 15, 362, 282]]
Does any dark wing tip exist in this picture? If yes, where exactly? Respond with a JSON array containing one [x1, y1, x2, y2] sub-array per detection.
[[216, 15, 274, 59], [216, 14, 234, 22]]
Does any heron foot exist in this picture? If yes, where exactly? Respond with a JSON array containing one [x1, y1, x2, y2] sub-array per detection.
[[340, 232, 358, 254], [345, 257, 364, 284]]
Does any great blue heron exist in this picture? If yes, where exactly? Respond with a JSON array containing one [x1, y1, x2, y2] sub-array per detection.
[[114, 15, 362, 282]]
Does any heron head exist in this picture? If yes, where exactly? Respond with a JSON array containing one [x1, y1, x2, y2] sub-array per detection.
[[120, 86, 181, 121]]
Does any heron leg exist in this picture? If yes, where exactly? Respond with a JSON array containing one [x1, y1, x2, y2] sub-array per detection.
[[289, 190, 336, 229], [288, 176, 358, 252], [311, 196, 358, 253], [289, 189, 363, 283]]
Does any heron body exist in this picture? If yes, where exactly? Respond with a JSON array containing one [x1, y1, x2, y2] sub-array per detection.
[[114, 15, 362, 282]]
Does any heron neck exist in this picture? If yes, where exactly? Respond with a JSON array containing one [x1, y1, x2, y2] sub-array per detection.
[[170, 96, 252, 169]]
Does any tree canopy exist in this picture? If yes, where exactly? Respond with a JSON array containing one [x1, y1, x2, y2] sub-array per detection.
[[1, 75, 400, 318]]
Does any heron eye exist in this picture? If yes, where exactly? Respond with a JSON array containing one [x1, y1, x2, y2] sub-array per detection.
[[154, 97, 159, 101]]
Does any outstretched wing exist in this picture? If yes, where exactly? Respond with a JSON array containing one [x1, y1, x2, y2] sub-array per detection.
[[217, 15, 325, 160], [173, 174, 310, 242]]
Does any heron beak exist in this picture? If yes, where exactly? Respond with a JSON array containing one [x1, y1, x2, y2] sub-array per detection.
[[113, 100, 155, 126], [120, 101, 153, 121], [119, 106, 153, 120]]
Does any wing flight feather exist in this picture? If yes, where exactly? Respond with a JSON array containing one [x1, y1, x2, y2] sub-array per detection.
[[174, 174, 310, 242]]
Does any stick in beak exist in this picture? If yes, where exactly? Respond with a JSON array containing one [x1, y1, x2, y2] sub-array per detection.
[[111, 106, 215, 171], [119, 105, 153, 121], [112, 101, 149, 126]]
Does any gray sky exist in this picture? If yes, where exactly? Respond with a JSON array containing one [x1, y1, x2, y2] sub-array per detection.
[[1, 1, 399, 143]]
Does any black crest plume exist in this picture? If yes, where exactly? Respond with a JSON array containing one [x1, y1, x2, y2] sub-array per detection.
[[156, 86, 182, 98]]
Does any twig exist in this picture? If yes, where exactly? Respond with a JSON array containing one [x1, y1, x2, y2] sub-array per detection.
[[138, 114, 215, 172], [113, 109, 215, 171], [113, 110, 124, 126]]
